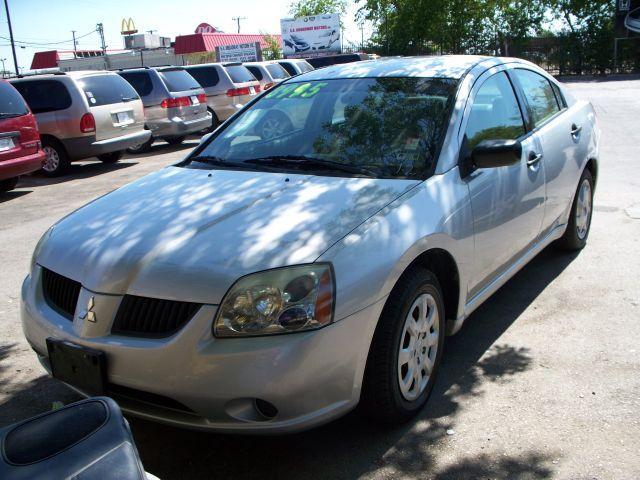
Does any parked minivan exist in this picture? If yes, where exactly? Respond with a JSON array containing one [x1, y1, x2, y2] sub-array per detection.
[[118, 67, 212, 152], [10, 72, 150, 176], [0, 80, 45, 191], [183, 63, 261, 130], [277, 59, 314, 76], [243, 61, 290, 91]]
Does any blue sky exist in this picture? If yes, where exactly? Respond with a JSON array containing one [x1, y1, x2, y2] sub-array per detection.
[[0, 0, 369, 74]]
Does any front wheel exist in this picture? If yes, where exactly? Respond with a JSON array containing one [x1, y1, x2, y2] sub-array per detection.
[[557, 168, 594, 251], [361, 267, 445, 424], [97, 151, 123, 163], [126, 137, 153, 154]]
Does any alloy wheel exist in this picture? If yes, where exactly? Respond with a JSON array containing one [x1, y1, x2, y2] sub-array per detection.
[[397, 293, 439, 402], [43, 146, 60, 173], [575, 178, 592, 240]]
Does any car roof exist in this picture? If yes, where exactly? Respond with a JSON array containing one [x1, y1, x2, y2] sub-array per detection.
[[294, 55, 501, 81]]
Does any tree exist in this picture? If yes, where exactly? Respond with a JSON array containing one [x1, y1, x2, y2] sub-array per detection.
[[289, 0, 347, 18], [261, 33, 283, 60]]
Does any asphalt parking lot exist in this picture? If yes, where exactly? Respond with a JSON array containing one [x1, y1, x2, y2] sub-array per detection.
[[1, 78, 639, 479]]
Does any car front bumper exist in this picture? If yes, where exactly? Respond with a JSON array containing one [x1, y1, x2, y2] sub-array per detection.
[[62, 130, 152, 161], [147, 113, 212, 139], [21, 266, 384, 434], [0, 149, 45, 181]]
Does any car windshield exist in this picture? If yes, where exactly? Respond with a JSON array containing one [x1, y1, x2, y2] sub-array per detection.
[[266, 63, 289, 80], [183, 77, 458, 179]]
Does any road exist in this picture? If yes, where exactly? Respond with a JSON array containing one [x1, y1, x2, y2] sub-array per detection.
[[1, 79, 639, 479]]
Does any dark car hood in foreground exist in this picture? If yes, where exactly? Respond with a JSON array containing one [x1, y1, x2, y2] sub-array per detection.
[[38, 166, 419, 304]]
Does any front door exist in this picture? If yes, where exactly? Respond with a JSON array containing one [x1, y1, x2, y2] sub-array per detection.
[[462, 70, 546, 299]]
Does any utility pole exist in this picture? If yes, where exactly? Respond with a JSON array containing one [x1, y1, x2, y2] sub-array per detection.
[[232, 16, 247, 34], [146, 29, 156, 35], [359, 23, 365, 51], [96, 23, 106, 54], [0, 58, 6, 78], [3, 0, 19, 76], [72, 30, 77, 53]]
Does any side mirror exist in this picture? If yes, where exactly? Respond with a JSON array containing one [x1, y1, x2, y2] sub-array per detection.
[[472, 139, 522, 169]]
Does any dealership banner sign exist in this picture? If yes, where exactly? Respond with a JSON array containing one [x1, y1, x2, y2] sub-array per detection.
[[280, 13, 341, 58], [616, 0, 640, 37], [215, 42, 262, 63]]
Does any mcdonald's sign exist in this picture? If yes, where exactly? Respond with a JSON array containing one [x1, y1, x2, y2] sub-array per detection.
[[121, 18, 138, 35]]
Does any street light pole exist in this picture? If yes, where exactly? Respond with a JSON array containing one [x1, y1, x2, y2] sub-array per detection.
[[3, 0, 19, 76], [72, 30, 77, 52]]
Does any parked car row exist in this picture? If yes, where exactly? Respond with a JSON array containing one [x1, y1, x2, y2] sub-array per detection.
[[0, 59, 315, 181]]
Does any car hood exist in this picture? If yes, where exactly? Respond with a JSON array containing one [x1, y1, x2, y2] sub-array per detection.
[[38, 166, 419, 304]]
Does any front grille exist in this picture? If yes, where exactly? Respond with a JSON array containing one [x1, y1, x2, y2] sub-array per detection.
[[112, 295, 201, 337], [107, 383, 197, 415], [41, 268, 81, 320]]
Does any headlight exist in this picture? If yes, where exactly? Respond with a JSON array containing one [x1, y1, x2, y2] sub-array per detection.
[[30, 226, 54, 272], [214, 264, 334, 337]]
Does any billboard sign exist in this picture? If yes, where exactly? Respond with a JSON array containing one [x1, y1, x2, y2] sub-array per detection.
[[280, 13, 341, 58], [215, 42, 262, 63], [616, 0, 640, 37]]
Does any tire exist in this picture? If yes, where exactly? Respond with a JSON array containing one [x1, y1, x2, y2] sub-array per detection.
[[97, 151, 123, 163], [126, 136, 153, 154], [361, 267, 446, 424], [166, 136, 186, 145], [41, 138, 70, 177], [557, 168, 594, 251], [0, 176, 19, 192]]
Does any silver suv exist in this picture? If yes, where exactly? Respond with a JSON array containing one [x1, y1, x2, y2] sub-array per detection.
[[183, 63, 261, 130], [243, 61, 290, 91], [117, 67, 211, 152], [10, 71, 150, 176]]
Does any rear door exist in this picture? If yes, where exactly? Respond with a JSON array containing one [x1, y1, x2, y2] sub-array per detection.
[[0, 81, 35, 161], [510, 68, 583, 236], [76, 74, 144, 141], [157, 68, 207, 119], [462, 69, 546, 299]]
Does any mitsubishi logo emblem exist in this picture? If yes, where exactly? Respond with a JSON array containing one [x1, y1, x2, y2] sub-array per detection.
[[78, 296, 96, 323]]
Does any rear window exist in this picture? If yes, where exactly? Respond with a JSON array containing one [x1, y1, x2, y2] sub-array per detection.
[[0, 82, 29, 117], [186, 67, 220, 88], [279, 62, 296, 76], [266, 63, 289, 80], [298, 61, 314, 73], [246, 66, 263, 81], [11, 80, 72, 114], [224, 65, 255, 84], [158, 69, 200, 92], [77, 74, 139, 107], [118, 71, 153, 97]]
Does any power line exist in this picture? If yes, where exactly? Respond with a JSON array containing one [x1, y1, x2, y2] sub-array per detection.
[[0, 29, 95, 46]]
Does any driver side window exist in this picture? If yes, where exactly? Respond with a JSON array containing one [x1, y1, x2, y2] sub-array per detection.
[[465, 72, 525, 150]]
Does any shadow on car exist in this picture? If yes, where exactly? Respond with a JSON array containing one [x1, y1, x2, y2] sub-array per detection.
[[120, 246, 577, 479]]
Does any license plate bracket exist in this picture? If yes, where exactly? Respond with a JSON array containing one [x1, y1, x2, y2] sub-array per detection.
[[46, 338, 107, 395], [115, 111, 134, 125], [190, 95, 200, 105]]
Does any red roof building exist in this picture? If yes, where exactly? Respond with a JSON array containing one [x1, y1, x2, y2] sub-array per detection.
[[174, 33, 281, 55], [31, 50, 106, 69]]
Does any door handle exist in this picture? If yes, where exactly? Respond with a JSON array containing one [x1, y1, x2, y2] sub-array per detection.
[[571, 124, 582, 137], [527, 152, 543, 167]]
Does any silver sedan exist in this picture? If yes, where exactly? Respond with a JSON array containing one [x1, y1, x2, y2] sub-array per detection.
[[21, 55, 599, 433]]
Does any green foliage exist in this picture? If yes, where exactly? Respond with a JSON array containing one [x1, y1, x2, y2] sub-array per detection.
[[261, 33, 283, 60], [289, 0, 347, 18]]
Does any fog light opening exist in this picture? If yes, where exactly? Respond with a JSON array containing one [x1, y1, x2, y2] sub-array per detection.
[[254, 398, 278, 420]]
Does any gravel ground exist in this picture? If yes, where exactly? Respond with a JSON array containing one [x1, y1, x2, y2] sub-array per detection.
[[0, 78, 639, 479]]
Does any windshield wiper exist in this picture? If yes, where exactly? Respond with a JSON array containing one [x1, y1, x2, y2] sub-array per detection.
[[121, 96, 137, 102], [188, 155, 276, 171], [0, 112, 23, 118], [243, 155, 377, 177]]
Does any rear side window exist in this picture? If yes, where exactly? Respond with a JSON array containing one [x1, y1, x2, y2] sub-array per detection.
[[158, 69, 200, 92], [225, 65, 256, 84], [513, 69, 560, 127], [246, 66, 263, 81], [0, 82, 29, 116], [119, 71, 153, 97], [77, 75, 139, 107], [186, 67, 219, 88], [266, 63, 289, 80], [12, 80, 72, 114], [465, 72, 525, 149], [551, 82, 566, 109], [298, 61, 314, 73], [279, 62, 296, 76]]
